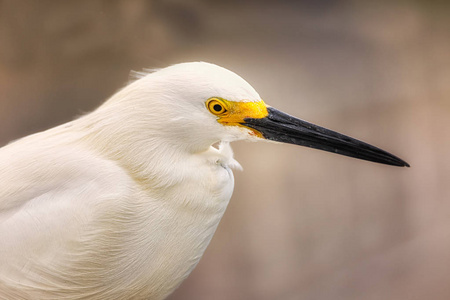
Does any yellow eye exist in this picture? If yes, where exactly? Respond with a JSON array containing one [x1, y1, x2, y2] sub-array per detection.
[[206, 98, 228, 115]]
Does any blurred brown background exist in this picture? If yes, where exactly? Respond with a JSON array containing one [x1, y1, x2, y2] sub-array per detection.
[[1, 0, 449, 299]]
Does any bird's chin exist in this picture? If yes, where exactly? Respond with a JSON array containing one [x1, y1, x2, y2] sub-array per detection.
[[236, 126, 265, 142], [218, 126, 261, 144], [245, 127, 265, 139]]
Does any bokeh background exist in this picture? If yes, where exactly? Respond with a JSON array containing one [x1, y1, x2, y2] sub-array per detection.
[[1, 1, 449, 299]]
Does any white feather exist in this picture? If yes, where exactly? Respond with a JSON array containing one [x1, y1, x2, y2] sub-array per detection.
[[0, 62, 261, 299]]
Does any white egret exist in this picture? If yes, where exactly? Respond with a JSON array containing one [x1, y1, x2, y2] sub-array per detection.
[[0, 62, 408, 299]]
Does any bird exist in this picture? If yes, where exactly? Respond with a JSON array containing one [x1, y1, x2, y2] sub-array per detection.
[[0, 62, 409, 300]]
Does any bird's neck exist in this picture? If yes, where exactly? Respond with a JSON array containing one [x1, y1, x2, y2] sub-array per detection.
[[74, 107, 226, 192]]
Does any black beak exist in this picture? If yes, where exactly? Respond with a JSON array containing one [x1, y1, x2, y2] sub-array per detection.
[[243, 107, 409, 167]]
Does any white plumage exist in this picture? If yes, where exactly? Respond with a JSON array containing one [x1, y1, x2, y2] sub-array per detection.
[[0, 62, 408, 299], [0, 63, 258, 299]]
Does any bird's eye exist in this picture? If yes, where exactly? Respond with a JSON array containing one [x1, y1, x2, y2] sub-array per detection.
[[206, 98, 227, 115]]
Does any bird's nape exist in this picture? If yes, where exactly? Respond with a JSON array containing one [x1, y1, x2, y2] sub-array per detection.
[[242, 107, 410, 167]]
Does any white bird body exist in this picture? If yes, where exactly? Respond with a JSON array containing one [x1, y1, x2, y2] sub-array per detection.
[[0, 133, 234, 300], [0, 62, 408, 299], [0, 63, 253, 299]]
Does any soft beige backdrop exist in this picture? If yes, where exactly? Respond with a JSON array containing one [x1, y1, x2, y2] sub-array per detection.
[[1, 1, 449, 299]]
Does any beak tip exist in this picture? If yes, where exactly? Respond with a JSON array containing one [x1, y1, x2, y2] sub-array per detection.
[[382, 157, 410, 168]]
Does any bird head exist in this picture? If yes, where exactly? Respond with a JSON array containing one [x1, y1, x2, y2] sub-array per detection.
[[108, 62, 408, 167]]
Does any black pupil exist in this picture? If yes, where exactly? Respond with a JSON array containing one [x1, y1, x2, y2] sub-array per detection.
[[213, 104, 222, 112]]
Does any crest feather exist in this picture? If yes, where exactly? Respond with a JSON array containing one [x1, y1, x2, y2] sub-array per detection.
[[128, 68, 161, 83]]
